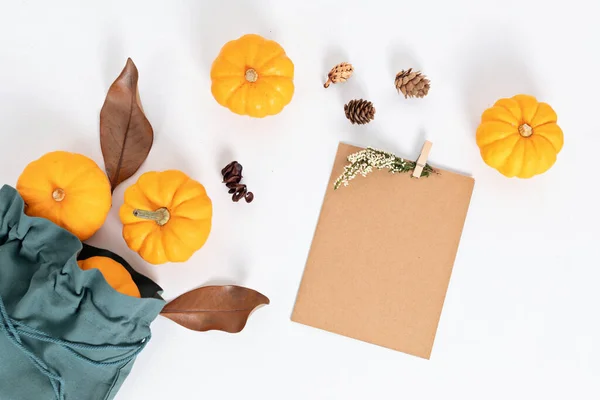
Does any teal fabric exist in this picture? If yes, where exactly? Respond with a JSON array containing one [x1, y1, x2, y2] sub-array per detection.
[[0, 185, 165, 400]]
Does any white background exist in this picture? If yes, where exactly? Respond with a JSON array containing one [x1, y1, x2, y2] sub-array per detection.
[[1, 1, 599, 399]]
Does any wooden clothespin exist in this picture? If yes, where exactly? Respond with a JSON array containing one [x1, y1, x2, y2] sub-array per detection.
[[412, 140, 433, 178]]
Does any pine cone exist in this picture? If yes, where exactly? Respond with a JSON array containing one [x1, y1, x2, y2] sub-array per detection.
[[324, 62, 354, 88], [344, 99, 375, 125], [395, 69, 430, 98]]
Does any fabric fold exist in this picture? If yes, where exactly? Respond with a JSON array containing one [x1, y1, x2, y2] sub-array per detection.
[[0, 184, 165, 400]]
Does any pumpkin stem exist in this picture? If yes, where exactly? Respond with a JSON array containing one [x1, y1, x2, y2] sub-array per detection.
[[133, 207, 170, 226], [519, 123, 533, 138], [245, 68, 258, 83], [52, 188, 65, 202]]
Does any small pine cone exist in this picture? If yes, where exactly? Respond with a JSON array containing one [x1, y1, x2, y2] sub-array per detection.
[[344, 99, 375, 125], [324, 62, 354, 88], [395, 69, 430, 99]]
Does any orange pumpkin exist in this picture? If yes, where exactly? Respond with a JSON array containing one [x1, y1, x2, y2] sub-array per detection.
[[210, 34, 294, 117], [77, 256, 140, 298], [476, 94, 564, 178], [16, 151, 112, 240], [119, 170, 213, 265]]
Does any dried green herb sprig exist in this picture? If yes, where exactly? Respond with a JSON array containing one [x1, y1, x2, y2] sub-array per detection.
[[334, 147, 436, 190]]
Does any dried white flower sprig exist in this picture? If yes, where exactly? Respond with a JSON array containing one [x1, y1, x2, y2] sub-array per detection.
[[333, 147, 437, 190]]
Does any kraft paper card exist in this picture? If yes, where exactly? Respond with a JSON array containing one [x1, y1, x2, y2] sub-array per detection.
[[291, 142, 474, 359]]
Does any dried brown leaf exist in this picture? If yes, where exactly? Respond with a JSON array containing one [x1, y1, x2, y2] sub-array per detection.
[[160, 285, 270, 333], [100, 58, 153, 192]]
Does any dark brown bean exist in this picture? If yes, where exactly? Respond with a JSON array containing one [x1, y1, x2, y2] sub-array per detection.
[[223, 174, 242, 184], [232, 185, 247, 202], [221, 161, 237, 176], [222, 161, 253, 204], [231, 162, 243, 176]]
